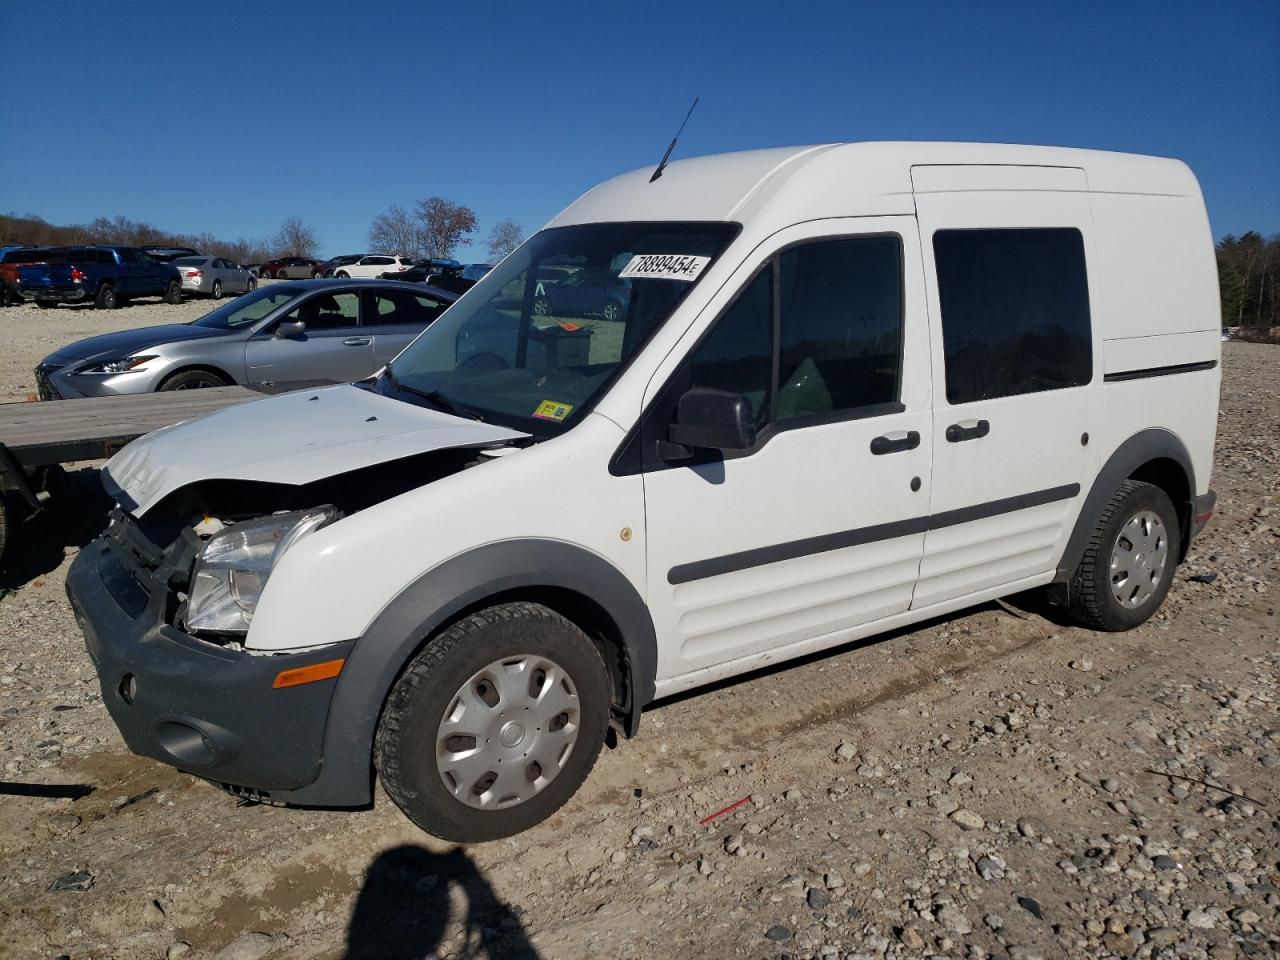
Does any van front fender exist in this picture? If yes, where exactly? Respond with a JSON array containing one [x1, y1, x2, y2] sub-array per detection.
[[277, 539, 657, 807]]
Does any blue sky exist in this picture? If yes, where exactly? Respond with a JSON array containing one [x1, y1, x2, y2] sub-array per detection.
[[2, 0, 1276, 262]]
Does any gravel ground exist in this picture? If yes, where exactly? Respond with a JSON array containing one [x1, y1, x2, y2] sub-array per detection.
[[0, 335, 1275, 960]]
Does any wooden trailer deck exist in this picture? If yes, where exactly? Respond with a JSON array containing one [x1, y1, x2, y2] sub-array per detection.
[[0, 386, 271, 467]]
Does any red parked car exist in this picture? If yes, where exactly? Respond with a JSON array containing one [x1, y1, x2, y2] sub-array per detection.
[[258, 256, 322, 279]]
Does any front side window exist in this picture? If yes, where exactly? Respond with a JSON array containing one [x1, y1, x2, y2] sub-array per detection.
[[382, 221, 738, 434], [934, 228, 1092, 404], [284, 292, 360, 330], [776, 237, 902, 420], [678, 268, 773, 424]]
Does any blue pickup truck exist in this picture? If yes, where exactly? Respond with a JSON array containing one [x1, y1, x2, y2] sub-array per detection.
[[18, 245, 183, 309]]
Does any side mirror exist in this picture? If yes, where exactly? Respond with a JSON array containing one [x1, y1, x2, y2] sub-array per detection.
[[274, 319, 305, 339], [666, 387, 756, 454]]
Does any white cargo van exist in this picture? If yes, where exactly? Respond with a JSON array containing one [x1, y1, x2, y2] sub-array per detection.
[[68, 143, 1221, 841]]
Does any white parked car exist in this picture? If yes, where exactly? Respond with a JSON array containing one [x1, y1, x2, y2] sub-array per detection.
[[333, 255, 414, 278], [68, 142, 1220, 842]]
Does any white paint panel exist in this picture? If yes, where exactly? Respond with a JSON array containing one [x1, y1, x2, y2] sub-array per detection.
[[911, 165, 1087, 193], [1089, 193, 1219, 340], [1103, 330, 1221, 373]]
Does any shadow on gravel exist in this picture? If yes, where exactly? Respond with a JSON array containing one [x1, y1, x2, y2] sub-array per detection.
[[345, 845, 539, 960], [0, 466, 112, 589]]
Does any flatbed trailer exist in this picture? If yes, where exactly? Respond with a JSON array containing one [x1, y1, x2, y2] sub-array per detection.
[[0, 383, 327, 567]]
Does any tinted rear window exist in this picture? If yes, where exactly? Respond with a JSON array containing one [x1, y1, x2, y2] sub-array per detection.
[[933, 228, 1093, 404]]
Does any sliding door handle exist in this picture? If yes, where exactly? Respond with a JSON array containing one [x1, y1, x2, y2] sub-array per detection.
[[870, 430, 921, 455], [945, 419, 990, 443]]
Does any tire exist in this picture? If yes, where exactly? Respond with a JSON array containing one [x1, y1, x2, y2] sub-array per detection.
[[162, 280, 182, 304], [94, 283, 117, 309], [335, 270, 349, 279], [601, 299, 623, 322], [375, 601, 611, 842], [211, 280, 223, 299], [532, 296, 551, 316], [0, 283, 13, 308], [158, 368, 230, 391], [246, 277, 257, 292], [1061, 479, 1180, 632]]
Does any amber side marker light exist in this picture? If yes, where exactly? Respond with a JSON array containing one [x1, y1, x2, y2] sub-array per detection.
[[272, 658, 345, 689]]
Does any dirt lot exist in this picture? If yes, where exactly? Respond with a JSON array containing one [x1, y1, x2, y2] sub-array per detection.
[[0, 308, 1275, 960]]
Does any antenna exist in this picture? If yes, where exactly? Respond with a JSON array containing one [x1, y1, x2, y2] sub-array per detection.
[[649, 97, 699, 183]]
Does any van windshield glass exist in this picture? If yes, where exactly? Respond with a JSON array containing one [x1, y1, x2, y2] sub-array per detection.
[[381, 221, 738, 434], [191, 287, 301, 329]]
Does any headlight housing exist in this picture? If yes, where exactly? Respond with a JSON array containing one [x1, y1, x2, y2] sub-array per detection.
[[84, 355, 157, 374], [185, 507, 337, 634]]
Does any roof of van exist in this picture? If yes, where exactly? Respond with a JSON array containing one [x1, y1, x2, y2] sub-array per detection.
[[548, 142, 1201, 230]]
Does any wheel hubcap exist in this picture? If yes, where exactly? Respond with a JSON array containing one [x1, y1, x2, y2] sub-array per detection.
[[1109, 509, 1168, 609], [435, 655, 580, 810]]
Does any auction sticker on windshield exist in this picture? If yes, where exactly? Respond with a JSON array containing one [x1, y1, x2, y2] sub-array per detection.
[[618, 254, 711, 282], [532, 400, 574, 422]]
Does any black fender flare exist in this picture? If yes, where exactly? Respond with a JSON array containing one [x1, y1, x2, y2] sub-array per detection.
[[1055, 428, 1196, 583], [281, 539, 658, 808]]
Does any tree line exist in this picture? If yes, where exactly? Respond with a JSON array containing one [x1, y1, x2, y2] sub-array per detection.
[[1217, 232, 1279, 333], [0, 200, 526, 266]]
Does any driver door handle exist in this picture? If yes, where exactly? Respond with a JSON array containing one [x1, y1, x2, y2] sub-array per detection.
[[945, 419, 990, 443], [869, 430, 921, 455], [343, 337, 371, 347]]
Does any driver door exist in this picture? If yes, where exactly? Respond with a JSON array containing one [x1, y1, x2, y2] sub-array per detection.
[[244, 290, 373, 386], [639, 217, 933, 682]]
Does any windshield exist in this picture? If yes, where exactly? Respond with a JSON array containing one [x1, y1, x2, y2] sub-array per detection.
[[191, 287, 301, 329], [382, 221, 738, 434]]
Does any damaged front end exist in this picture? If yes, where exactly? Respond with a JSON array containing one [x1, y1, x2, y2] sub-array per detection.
[[67, 396, 527, 802]]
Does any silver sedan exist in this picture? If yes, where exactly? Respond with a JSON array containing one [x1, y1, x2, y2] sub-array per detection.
[[171, 256, 256, 299], [36, 279, 458, 398]]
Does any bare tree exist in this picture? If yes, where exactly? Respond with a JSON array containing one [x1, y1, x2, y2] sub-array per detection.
[[486, 218, 524, 261], [272, 216, 319, 257], [368, 204, 422, 258], [415, 197, 477, 259]]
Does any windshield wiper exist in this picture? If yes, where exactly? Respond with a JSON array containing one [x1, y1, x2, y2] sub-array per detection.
[[397, 382, 484, 421]]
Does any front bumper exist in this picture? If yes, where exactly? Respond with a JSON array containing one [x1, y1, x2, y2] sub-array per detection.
[[68, 534, 354, 800]]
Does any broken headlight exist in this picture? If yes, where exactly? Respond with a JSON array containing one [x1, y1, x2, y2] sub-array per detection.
[[185, 507, 337, 634]]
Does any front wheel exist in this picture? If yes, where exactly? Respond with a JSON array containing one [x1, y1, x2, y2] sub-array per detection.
[[162, 280, 182, 304], [246, 277, 257, 292], [158, 369, 229, 391], [334, 270, 349, 279], [211, 280, 223, 299], [1061, 479, 1180, 631], [375, 602, 611, 842]]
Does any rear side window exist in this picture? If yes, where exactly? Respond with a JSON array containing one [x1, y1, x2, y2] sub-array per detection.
[[933, 228, 1092, 404], [372, 290, 449, 326], [777, 237, 902, 421]]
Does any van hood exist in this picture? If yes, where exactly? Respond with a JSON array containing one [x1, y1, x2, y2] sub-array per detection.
[[103, 384, 528, 515]]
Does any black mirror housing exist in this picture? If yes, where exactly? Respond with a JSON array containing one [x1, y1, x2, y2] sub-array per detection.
[[668, 387, 756, 452]]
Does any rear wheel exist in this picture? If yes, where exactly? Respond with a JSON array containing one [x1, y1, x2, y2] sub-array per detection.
[[246, 277, 257, 292], [158, 369, 229, 391], [335, 270, 349, 279], [1061, 479, 1180, 631], [162, 280, 182, 304], [211, 279, 223, 299], [375, 602, 611, 842], [94, 283, 117, 309]]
